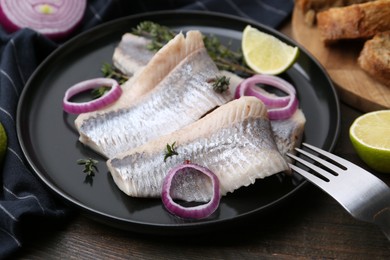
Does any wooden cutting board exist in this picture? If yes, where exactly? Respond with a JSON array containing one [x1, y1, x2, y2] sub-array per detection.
[[291, 6, 390, 112]]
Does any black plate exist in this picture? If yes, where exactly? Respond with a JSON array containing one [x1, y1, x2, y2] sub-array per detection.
[[17, 11, 340, 234]]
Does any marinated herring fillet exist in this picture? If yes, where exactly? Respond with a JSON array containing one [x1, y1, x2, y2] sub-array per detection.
[[75, 31, 231, 158], [76, 31, 205, 126], [107, 97, 290, 202], [221, 70, 306, 161], [112, 33, 154, 76]]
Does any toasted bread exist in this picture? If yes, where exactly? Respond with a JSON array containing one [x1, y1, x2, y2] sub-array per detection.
[[316, 0, 390, 43], [296, 0, 372, 12], [295, 0, 374, 26], [358, 31, 390, 87]]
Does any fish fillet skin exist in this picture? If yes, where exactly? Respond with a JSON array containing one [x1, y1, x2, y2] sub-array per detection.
[[76, 31, 231, 158], [112, 33, 155, 76], [107, 97, 289, 202], [271, 109, 306, 162]]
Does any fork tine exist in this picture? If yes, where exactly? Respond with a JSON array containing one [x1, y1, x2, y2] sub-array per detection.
[[295, 147, 344, 175], [287, 152, 336, 181], [288, 163, 330, 190], [302, 143, 354, 169]]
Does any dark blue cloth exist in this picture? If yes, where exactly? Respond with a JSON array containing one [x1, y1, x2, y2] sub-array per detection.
[[0, 0, 293, 257]]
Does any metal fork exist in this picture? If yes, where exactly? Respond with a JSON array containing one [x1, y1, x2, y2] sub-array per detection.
[[287, 143, 390, 241]]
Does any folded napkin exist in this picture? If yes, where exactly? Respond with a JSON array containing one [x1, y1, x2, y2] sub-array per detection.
[[0, 0, 293, 257]]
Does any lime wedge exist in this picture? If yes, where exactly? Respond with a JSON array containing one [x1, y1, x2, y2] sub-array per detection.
[[0, 122, 7, 165], [242, 25, 299, 75], [349, 110, 390, 173]]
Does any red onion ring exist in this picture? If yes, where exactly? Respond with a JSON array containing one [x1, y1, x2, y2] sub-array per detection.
[[63, 78, 122, 114], [0, 0, 86, 40], [162, 163, 220, 219], [235, 74, 298, 120]]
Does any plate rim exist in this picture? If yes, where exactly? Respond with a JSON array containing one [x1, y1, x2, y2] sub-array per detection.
[[16, 10, 340, 233]]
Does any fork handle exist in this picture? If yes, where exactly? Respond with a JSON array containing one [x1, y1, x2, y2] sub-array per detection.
[[374, 208, 390, 241]]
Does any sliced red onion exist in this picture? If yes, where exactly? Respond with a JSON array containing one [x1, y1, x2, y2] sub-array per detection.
[[63, 78, 122, 114], [162, 163, 220, 219], [267, 95, 298, 120], [235, 74, 298, 120], [0, 0, 86, 40]]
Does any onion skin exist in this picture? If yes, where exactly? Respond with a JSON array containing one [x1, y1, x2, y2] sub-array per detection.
[[235, 74, 298, 120], [162, 163, 221, 219], [63, 78, 122, 114], [0, 0, 87, 40]]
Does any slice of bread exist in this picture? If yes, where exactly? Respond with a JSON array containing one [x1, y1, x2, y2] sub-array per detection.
[[316, 0, 390, 43], [358, 31, 390, 87], [295, 0, 374, 26]]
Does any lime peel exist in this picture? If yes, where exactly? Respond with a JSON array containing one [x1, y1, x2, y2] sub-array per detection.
[[0, 122, 7, 165], [349, 110, 390, 173]]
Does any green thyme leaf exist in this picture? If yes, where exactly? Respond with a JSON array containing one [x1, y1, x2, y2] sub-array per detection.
[[164, 142, 178, 162], [208, 75, 230, 93], [132, 21, 176, 52], [77, 158, 99, 176], [101, 62, 129, 84], [91, 86, 111, 99]]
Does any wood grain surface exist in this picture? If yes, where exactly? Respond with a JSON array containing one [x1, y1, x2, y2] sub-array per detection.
[[292, 7, 390, 112]]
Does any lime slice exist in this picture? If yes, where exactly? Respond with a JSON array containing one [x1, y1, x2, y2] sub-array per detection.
[[349, 110, 390, 173], [0, 122, 7, 165], [242, 25, 299, 75]]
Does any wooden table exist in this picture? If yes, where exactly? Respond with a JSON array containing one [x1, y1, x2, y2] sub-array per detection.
[[13, 20, 390, 260]]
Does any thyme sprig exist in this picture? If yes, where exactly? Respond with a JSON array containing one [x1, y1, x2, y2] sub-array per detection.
[[203, 35, 255, 76], [164, 142, 178, 162], [77, 158, 99, 176], [101, 62, 129, 84], [131, 21, 255, 76], [92, 63, 129, 99], [208, 75, 230, 93], [91, 86, 111, 100], [132, 21, 176, 51]]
